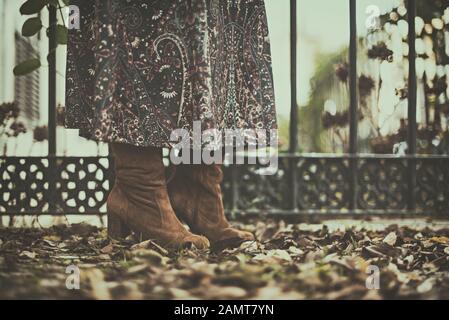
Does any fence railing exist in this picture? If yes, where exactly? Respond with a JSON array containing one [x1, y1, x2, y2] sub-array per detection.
[[1, 0, 448, 217]]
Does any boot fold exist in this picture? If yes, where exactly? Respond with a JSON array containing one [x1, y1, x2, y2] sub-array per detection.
[[169, 164, 254, 249], [107, 143, 210, 250]]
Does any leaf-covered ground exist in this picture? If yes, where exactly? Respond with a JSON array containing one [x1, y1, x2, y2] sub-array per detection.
[[1, 219, 449, 299]]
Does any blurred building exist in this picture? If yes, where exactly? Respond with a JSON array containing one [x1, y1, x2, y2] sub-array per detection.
[[14, 32, 41, 128], [0, 0, 41, 130]]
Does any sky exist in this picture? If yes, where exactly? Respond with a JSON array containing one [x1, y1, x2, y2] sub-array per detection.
[[266, 0, 399, 116]]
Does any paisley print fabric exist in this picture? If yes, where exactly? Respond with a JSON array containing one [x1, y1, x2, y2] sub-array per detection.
[[66, 0, 277, 147]]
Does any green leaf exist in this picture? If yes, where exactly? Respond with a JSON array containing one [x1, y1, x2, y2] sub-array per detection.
[[22, 17, 43, 37], [56, 24, 68, 45], [13, 59, 41, 76], [20, 0, 49, 15]]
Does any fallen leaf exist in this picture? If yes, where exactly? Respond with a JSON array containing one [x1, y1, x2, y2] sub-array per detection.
[[304, 249, 325, 262], [255, 286, 306, 300], [328, 256, 357, 271], [20, 251, 37, 259], [100, 243, 114, 254], [132, 249, 166, 266], [43, 239, 57, 247], [207, 286, 247, 299], [252, 253, 272, 263], [422, 240, 435, 248], [111, 281, 144, 300], [83, 268, 111, 300], [414, 233, 423, 240], [234, 253, 250, 264], [404, 255, 414, 265], [240, 241, 259, 253], [189, 261, 216, 276], [430, 236, 449, 245], [417, 278, 436, 294], [131, 240, 168, 256], [126, 264, 149, 275], [383, 232, 397, 246], [253, 249, 292, 263], [2, 220, 449, 300], [43, 235, 61, 242], [169, 288, 192, 299], [288, 246, 304, 256], [213, 268, 267, 289], [39, 279, 60, 288], [387, 263, 411, 284], [270, 249, 292, 262], [55, 255, 80, 260], [98, 254, 111, 261], [363, 243, 400, 258]]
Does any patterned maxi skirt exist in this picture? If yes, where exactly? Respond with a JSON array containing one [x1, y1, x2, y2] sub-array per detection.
[[65, 0, 277, 148]]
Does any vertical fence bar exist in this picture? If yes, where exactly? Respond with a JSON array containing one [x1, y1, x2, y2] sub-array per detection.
[[289, 0, 298, 153], [407, 0, 417, 210], [231, 165, 239, 214], [288, 0, 299, 211], [348, 0, 358, 210], [48, 6, 57, 213]]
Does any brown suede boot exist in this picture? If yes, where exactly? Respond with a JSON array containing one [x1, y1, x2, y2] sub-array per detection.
[[107, 143, 210, 250], [168, 164, 254, 250]]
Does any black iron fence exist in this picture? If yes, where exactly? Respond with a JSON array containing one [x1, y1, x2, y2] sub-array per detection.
[[1, 0, 449, 217]]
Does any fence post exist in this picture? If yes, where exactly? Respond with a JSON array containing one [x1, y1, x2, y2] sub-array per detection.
[[288, 0, 299, 211], [348, 0, 358, 211], [407, 0, 417, 210], [48, 5, 57, 213]]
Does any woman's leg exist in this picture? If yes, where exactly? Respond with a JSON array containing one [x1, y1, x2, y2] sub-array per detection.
[[107, 143, 210, 249], [168, 164, 254, 250]]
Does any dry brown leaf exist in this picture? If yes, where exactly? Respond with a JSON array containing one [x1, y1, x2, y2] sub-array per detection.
[[43, 235, 61, 242], [98, 254, 111, 261], [430, 236, 449, 245], [131, 240, 168, 255], [100, 243, 114, 254], [2, 220, 449, 300]]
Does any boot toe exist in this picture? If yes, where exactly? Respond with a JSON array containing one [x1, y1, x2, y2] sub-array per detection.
[[211, 228, 255, 250], [182, 234, 210, 249], [223, 228, 255, 241]]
